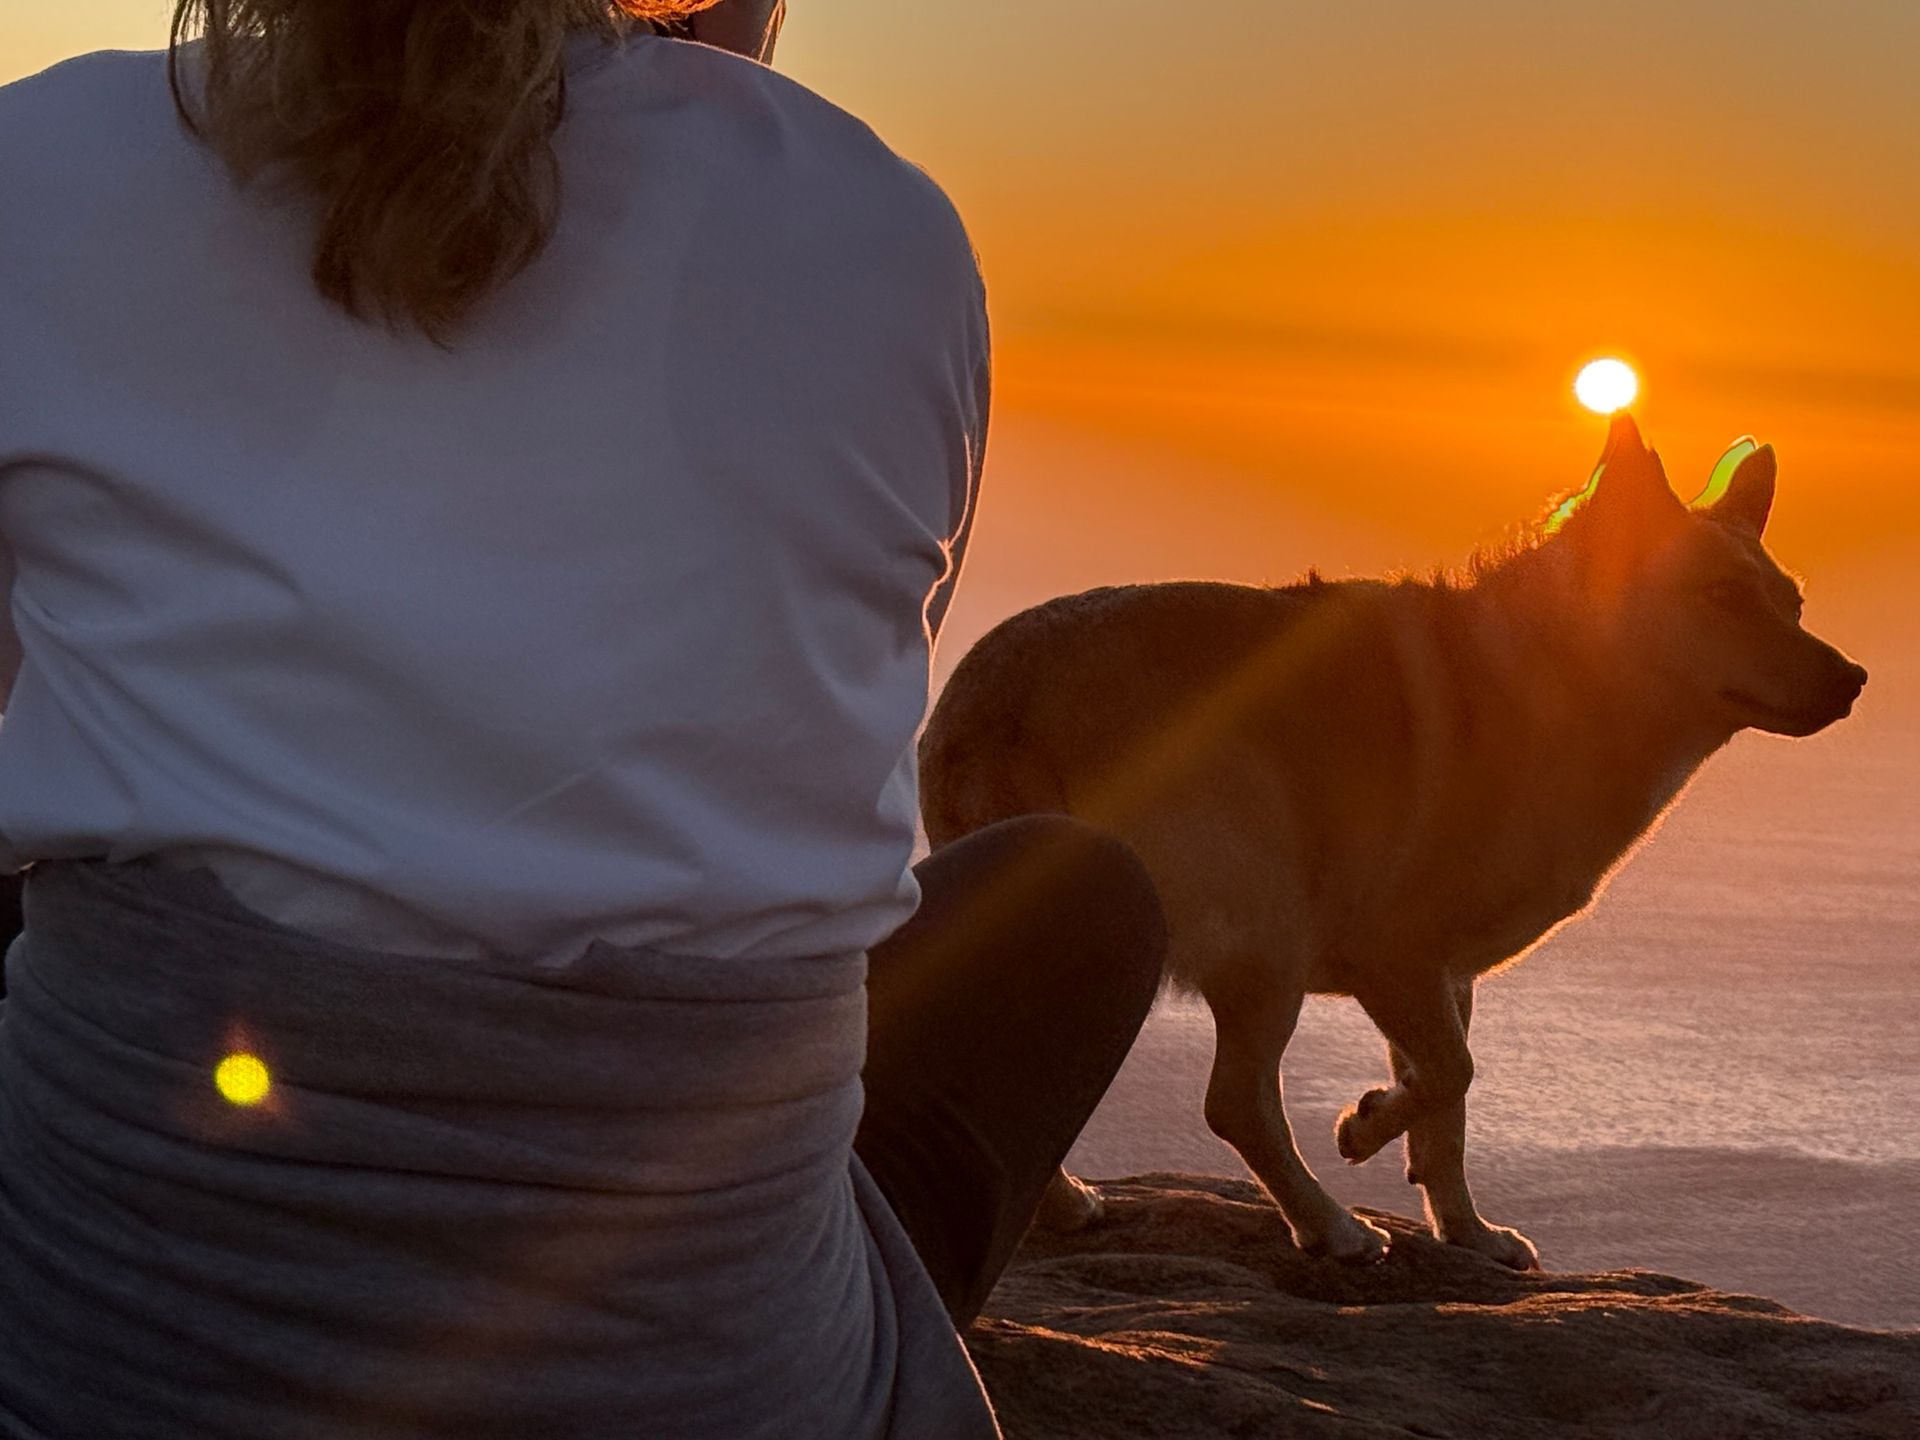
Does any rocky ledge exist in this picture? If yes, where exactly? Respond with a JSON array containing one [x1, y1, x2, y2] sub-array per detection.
[[967, 1173, 1917, 1439]]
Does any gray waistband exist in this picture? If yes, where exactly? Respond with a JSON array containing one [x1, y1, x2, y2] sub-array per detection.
[[0, 856, 997, 1439]]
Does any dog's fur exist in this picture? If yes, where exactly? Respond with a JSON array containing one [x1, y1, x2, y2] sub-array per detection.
[[918, 415, 1868, 1268]]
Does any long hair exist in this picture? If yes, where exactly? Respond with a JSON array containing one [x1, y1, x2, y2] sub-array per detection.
[[167, 1, 720, 351]]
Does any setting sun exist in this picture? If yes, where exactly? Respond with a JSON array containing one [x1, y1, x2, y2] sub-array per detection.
[[1574, 358, 1639, 415]]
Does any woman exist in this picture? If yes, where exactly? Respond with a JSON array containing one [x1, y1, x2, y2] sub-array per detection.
[[0, 4, 1166, 1437]]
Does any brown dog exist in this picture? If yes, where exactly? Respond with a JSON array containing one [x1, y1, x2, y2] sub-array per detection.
[[918, 414, 1867, 1267]]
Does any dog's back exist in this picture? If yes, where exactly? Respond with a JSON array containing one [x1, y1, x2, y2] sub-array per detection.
[[921, 578, 1353, 848], [921, 576, 1486, 993], [919, 557, 1720, 1002]]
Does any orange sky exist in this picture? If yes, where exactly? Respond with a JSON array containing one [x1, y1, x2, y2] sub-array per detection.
[[9, 3, 1918, 686], [784, 4, 1920, 695], [798, 4, 1919, 550]]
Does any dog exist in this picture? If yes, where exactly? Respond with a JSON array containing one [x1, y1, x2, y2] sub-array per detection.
[[917, 413, 1867, 1268]]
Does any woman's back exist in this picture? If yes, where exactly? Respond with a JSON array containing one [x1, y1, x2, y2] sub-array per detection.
[[0, 22, 1005, 1440], [0, 30, 989, 965]]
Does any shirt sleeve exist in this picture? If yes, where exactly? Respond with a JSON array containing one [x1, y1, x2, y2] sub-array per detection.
[[923, 329, 991, 655]]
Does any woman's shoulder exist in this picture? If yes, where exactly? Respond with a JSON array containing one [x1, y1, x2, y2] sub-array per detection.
[[0, 43, 139, 89], [621, 38, 981, 290], [0, 46, 151, 129], [0, 48, 196, 249]]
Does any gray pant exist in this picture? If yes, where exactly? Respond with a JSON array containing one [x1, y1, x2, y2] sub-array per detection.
[[0, 817, 1163, 1438]]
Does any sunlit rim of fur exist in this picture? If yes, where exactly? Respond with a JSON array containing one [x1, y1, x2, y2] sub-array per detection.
[[1359, 488, 1586, 595]]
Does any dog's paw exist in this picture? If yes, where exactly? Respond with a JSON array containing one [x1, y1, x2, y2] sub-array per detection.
[[1441, 1220, 1540, 1271], [1033, 1171, 1105, 1232], [1335, 1088, 1395, 1165], [1296, 1209, 1391, 1265]]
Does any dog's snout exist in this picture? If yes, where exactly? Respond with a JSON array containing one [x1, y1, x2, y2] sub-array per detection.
[[1819, 656, 1869, 725]]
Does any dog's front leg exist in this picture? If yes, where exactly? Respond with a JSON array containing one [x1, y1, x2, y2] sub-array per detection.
[[1394, 981, 1539, 1270], [1204, 972, 1389, 1263], [1336, 968, 1472, 1166]]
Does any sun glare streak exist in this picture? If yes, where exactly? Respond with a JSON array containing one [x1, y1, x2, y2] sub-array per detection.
[[1574, 358, 1638, 415], [215, 1052, 272, 1107]]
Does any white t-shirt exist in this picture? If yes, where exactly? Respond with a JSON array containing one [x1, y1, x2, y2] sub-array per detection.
[[0, 28, 990, 965]]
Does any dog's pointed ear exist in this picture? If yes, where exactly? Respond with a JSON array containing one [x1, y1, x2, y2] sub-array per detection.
[[1544, 413, 1683, 538], [1593, 413, 1679, 506], [1691, 438, 1776, 537], [1601, 411, 1648, 462]]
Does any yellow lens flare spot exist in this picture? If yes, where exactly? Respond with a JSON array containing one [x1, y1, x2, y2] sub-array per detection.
[[1574, 358, 1639, 415], [215, 1052, 272, 1107]]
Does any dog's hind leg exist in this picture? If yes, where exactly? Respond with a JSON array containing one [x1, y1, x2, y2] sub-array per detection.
[[1204, 971, 1389, 1263], [1390, 981, 1539, 1270], [1337, 969, 1473, 1166]]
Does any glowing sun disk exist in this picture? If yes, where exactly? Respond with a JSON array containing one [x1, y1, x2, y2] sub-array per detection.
[[1575, 358, 1638, 414]]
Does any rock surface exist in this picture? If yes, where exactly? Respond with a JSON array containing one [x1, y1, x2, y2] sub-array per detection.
[[966, 1173, 1919, 1439]]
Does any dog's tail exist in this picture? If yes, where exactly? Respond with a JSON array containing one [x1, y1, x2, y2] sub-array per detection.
[[918, 688, 1069, 852]]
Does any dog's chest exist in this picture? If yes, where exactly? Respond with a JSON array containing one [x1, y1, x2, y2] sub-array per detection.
[[1369, 811, 1609, 972], [1439, 870, 1600, 972], [1421, 757, 1694, 973]]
